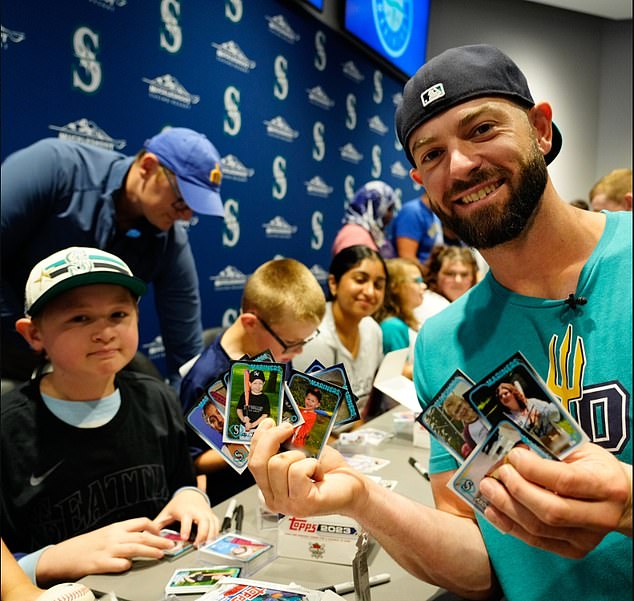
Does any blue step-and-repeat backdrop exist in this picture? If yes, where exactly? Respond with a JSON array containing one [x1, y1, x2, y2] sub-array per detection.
[[1, 0, 423, 375]]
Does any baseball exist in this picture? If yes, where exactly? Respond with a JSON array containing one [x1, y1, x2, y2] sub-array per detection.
[[35, 582, 95, 601]]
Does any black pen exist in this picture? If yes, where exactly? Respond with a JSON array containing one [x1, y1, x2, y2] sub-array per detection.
[[408, 456, 430, 481], [233, 504, 244, 533], [221, 498, 237, 532], [318, 572, 391, 594]]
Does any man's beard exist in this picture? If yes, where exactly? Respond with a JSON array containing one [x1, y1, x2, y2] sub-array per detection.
[[429, 143, 548, 249]]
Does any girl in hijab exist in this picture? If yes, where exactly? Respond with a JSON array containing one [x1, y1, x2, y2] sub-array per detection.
[[331, 181, 397, 259]]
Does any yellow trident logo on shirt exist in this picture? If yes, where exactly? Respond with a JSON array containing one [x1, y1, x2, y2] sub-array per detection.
[[546, 324, 586, 412], [209, 163, 222, 186]]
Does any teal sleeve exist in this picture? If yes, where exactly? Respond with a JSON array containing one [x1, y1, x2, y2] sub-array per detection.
[[380, 318, 409, 354]]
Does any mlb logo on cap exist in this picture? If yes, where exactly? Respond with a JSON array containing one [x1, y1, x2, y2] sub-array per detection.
[[421, 83, 445, 107]]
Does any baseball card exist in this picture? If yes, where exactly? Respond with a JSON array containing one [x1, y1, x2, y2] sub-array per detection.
[[283, 371, 346, 458], [309, 363, 361, 426], [449, 419, 559, 519], [418, 369, 488, 462], [160, 528, 195, 558], [186, 376, 250, 474], [465, 352, 587, 458], [223, 360, 285, 444], [164, 566, 241, 595]]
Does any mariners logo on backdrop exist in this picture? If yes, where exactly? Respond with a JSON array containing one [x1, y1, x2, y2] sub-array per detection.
[[307, 86, 335, 110], [212, 41, 256, 72], [345, 94, 357, 130], [310, 264, 329, 284], [225, 0, 243, 23], [221, 154, 254, 182], [266, 14, 300, 44], [314, 30, 327, 71], [390, 161, 409, 179], [274, 55, 289, 100], [342, 60, 364, 83], [339, 143, 364, 164], [272, 156, 288, 200], [143, 74, 199, 108], [211, 266, 248, 291], [1, 26, 25, 49], [373, 71, 384, 103], [372, 0, 413, 58], [305, 176, 333, 198], [49, 119, 126, 150], [264, 116, 299, 142], [368, 115, 388, 135], [90, 0, 127, 10], [311, 211, 324, 250], [72, 26, 102, 94], [312, 122, 326, 162], [160, 0, 182, 54], [263, 217, 298, 239], [392, 92, 403, 106], [142, 336, 166, 359], [224, 86, 242, 136], [371, 145, 382, 178], [223, 198, 240, 248]]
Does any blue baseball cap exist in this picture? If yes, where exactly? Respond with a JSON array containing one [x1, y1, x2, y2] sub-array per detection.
[[144, 127, 224, 216]]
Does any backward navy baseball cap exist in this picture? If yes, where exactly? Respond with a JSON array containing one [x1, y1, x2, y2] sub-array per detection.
[[25, 247, 146, 316], [144, 127, 224, 217], [395, 44, 562, 167]]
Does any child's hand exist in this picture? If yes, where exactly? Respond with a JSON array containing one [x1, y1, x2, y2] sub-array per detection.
[[153, 489, 220, 547], [35, 517, 171, 585]]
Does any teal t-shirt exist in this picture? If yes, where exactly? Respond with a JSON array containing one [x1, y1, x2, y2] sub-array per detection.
[[415, 211, 632, 601]]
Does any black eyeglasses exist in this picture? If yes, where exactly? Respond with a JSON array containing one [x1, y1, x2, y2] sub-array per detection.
[[162, 166, 191, 213], [256, 315, 319, 353]]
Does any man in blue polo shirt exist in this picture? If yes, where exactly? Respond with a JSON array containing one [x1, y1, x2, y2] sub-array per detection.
[[1, 127, 224, 386]]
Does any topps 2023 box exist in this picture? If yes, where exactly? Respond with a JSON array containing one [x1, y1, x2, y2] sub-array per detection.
[[277, 514, 367, 566]]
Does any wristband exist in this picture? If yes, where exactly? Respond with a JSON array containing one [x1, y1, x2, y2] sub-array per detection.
[[172, 486, 211, 507]]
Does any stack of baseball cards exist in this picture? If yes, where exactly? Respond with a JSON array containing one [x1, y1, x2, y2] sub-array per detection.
[[418, 352, 587, 520], [198, 533, 275, 577], [186, 351, 359, 472]]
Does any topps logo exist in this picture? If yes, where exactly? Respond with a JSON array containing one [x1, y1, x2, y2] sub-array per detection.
[[288, 517, 357, 536], [289, 517, 317, 533]]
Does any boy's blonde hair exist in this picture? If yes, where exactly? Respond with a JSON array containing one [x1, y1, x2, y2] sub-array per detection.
[[589, 168, 632, 207], [242, 258, 326, 326]]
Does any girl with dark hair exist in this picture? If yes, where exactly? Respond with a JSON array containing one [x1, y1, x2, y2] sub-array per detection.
[[293, 245, 387, 420]]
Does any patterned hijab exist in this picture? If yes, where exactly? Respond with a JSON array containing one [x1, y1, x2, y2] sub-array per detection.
[[342, 181, 397, 257]]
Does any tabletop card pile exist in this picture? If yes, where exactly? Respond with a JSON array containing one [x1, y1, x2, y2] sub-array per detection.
[[418, 352, 588, 521], [187, 351, 360, 472], [198, 533, 275, 577]]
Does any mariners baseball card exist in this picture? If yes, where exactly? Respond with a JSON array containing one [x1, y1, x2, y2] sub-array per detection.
[[418, 369, 487, 463], [449, 419, 559, 519], [224, 360, 285, 444], [465, 352, 587, 458], [186, 376, 250, 474], [283, 371, 346, 458]]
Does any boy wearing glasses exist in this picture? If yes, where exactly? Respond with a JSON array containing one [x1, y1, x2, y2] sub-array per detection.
[[1, 128, 223, 388], [179, 258, 325, 495]]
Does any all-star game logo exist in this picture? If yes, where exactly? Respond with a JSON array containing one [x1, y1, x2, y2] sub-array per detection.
[[220, 154, 255, 182], [90, 0, 127, 10], [212, 40, 256, 73], [263, 216, 298, 239], [49, 119, 126, 151], [308, 541, 325, 559], [372, 0, 413, 59], [142, 74, 200, 109], [210, 266, 248, 291]]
